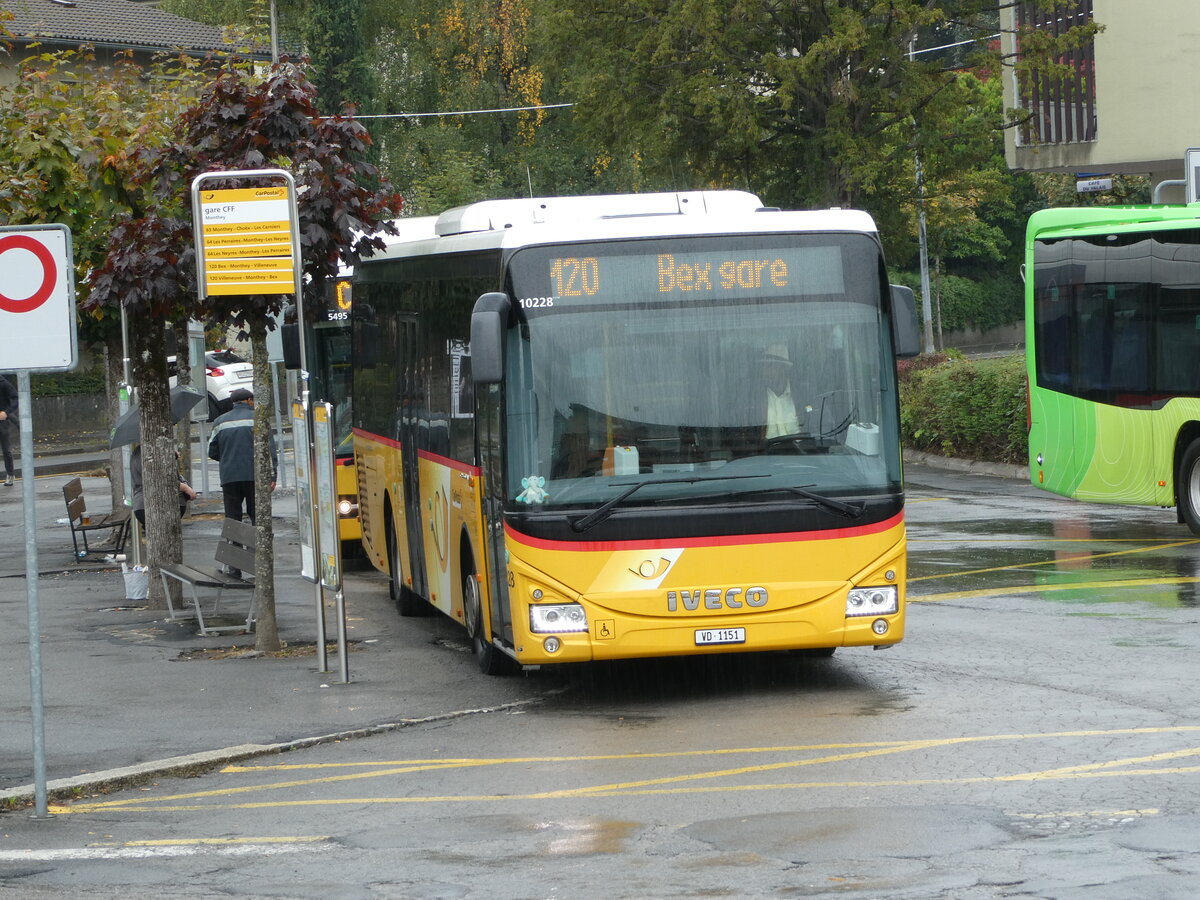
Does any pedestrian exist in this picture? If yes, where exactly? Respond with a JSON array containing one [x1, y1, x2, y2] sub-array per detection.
[[129, 444, 198, 526], [0, 373, 17, 487], [207, 388, 276, 524]]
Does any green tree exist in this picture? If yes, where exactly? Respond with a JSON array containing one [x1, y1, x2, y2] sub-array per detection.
[[0, 48, 208, 508], [540, 0, 1099, 215], [366, 0, 554, 213], [86, 213, 198, 609], [302, 0, 374, 114], [128, 62, 402, 650]]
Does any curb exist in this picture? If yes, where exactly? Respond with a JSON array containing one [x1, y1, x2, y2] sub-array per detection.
[[1, 698, 544, 810], [904, 449, 1026, 481]]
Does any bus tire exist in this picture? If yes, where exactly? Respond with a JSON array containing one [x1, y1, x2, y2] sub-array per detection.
[[387, 518, 425, 617], [463, 559, 518, 676], [1179, 439, 1200, 535]]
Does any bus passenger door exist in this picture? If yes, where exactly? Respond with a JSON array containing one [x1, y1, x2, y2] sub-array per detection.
[[399, 315, 429, 599], [477, 381, 512, 645]]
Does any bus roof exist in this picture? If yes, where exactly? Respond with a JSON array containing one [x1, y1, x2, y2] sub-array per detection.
[[1028, 204, 1200, 242], [361, 192, 879, 263]]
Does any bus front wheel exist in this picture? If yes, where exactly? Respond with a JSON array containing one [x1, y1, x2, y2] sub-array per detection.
[[1179, 440, 1200, 535], [463, 561, 518, 676]]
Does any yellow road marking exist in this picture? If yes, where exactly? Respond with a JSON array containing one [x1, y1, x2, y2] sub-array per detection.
[[220, 742, 914, 772], [909, 538, 1200, 583], [53, 726, 1200, 814], [52, 763, 1200, 812], [911, 575, 1200, 603], [910, 538, 1185, 544]]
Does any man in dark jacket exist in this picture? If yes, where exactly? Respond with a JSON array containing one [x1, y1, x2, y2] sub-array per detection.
[[0, 374, 17, 487], [207, 388, 276, 523]]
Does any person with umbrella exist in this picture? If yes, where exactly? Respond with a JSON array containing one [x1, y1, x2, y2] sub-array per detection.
[[109, 384, 206, 524], [129, 444, 197, 525]]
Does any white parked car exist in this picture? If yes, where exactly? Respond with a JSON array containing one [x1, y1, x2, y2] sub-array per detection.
[[168, 349, 255, 421]]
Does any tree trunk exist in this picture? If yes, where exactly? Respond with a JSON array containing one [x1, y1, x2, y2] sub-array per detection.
[[130, 319, 184, 611], [251, 323, 281, 651], [173, 324, 193, 485]]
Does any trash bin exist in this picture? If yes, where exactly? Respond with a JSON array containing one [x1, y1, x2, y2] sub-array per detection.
[[121, 563, 150, 601]]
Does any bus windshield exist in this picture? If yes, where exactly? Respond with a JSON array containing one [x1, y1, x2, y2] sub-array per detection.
[[503, 234, 901, 509]]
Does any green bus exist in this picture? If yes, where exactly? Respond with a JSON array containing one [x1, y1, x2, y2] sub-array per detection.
[[1026, 204, 1200, 532]]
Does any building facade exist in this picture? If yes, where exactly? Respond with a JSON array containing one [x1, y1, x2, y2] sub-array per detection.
[[1000, 0, 1200, 201]]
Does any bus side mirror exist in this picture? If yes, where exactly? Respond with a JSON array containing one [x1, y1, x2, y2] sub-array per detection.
[[889, 285, 920, 358], [281, 323, 300, 370], [470, 292, 511, 384]]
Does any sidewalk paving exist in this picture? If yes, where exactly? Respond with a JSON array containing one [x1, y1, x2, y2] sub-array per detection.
[[0, 461, 540, 809]]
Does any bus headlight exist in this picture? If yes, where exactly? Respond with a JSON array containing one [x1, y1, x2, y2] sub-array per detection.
[[530, 603, 588, 634], [337, 495, 358, 518], [846, 586, 898, 617]]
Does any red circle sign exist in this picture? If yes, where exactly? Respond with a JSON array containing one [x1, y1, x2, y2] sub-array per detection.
[[0, 234, 58, 314]]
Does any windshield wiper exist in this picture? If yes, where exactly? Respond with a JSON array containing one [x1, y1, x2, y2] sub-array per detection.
[[569, 474, 768, 533], [783, 484, 865, 519]]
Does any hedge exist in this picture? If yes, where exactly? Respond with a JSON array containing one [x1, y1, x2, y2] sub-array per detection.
[[898, 352, 1027, 465], [29, 370, 107, 396]]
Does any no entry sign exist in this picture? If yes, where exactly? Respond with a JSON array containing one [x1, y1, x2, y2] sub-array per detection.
[[0, 225, 77, 372]]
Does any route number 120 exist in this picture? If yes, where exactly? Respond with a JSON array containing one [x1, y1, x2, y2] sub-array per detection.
[[549, 257, 600, 297]]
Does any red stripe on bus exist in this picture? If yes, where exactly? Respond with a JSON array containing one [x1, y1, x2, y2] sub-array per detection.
[[351, 429, 482, 476], [352, 427, 402, 451], [505, 511, 904, 553], [416, 449, 482, 476]]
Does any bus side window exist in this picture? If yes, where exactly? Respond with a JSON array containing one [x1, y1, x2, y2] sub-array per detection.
[[354, 304, 379, 369]]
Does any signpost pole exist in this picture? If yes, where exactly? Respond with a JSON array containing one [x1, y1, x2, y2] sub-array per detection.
[[312, 401, 347, 682], [1, 222, 76, 819], [18, 372, 49, 818]]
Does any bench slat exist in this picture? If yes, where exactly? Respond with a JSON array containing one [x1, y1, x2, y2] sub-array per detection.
[[160, 562, 253, 590]]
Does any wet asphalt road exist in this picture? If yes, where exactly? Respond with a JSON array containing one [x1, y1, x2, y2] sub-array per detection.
[[4, 463, 1200, 898]]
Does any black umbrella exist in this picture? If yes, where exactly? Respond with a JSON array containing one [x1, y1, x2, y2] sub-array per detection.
[[109, 385, 206, 449]]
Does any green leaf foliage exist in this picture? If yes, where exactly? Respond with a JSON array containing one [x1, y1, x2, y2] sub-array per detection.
[[889, 270, 1023, 333], [899, 353, 1028, 464], [138, 63, 403, 331]]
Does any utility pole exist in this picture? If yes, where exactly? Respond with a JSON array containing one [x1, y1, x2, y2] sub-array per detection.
[[910, 38, 935, 355]]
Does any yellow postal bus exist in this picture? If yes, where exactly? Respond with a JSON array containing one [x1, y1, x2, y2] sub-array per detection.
[[351, 192, 917, 674]]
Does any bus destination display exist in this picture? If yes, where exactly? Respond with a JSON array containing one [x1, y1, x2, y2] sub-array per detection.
[[517, 245, 844, 312]]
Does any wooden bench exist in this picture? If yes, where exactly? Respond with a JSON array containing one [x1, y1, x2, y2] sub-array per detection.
[[62, 477, 131, 561], [158, 517, 258, 636]]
